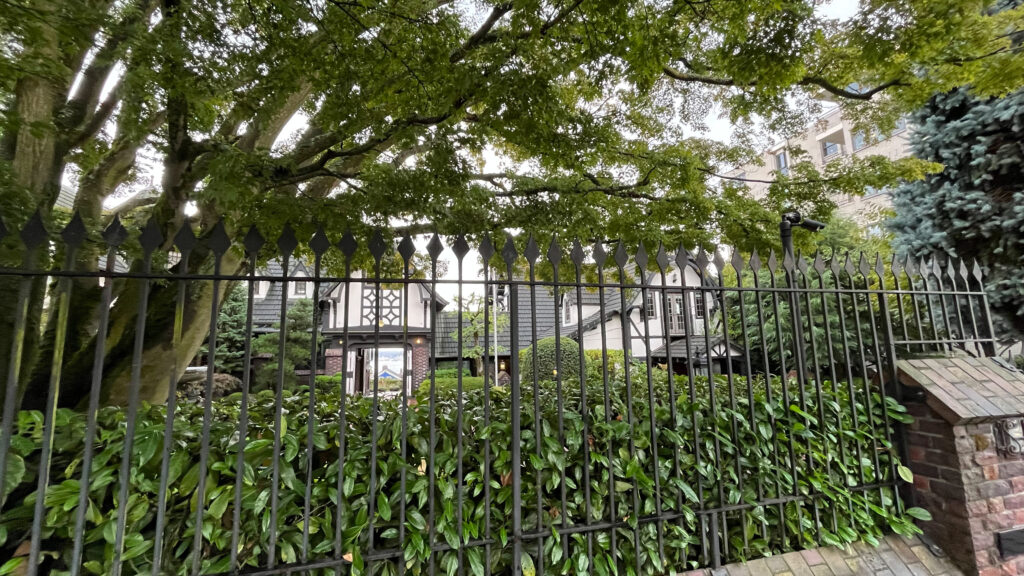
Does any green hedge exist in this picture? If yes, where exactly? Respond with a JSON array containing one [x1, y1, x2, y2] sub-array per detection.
[[415, 376, 487, 398], [519, 337, 581, 383], [0, 368, 924, 576]]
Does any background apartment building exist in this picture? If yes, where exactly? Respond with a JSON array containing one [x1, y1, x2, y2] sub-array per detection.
[[725, 106, 913, 222]]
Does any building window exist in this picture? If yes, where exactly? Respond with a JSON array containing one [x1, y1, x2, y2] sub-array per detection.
[[775, 151, 789, 176], [294, 281, 307, 296], [852, 131, 868, 151], [253, 281, 262, 296], [694, 292, 706, 319], [821, 140, 841, 159], [893, 117, 908, 134], [564, 300, 571, 323], [644, 292, 657, 319], [668, 294, 685, 333]]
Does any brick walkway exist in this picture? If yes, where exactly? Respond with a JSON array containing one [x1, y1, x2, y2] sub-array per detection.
[[679, 534, 964, 576]]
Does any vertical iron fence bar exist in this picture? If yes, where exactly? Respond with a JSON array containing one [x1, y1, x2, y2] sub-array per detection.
[[795, 255, 824, 540], [938, 261, 966, 347], [844, 256, 883, 498], [945, 261, 968, 349], [696, 253, 726, 563], [748, 254, 786, 545], [526, 240, 544, 576], [69, 229, 123, 576], [907, 258, 941, 350], [828, 258, 867, 511], [811, 254, 852, 522], [26, 230, 79, 576], [676, 248, 706, 565], [334, 238, 355, 573], [784, 252, 821, 542], [888, 257, 913, 355], [731, 254, 768, 542], [614, 246, 643, 576], [111, 224, 158, 576], [480, 239, 493, 576], [970, 260, 998, 364], [549, 239, 570, 563], [398, 237, 413, 576], [230, 234, 260, 574], [268, 246, 293, 570], [154, 222, 197, 575], [901, 257, 927, 353], [765, 252, 801, 547], [503, 235, 524, 576], [712, 252, 749, 555], [427, 235, 441, 576], [656, 254, 685, 548], [888, 256, 913, 354], [957, 261, 983, 356], [190, 240, 226, 576], [928, 261, 955, 351], [455, 238, 467, 576], [571, 241, 594, 568], [860, 255, 896, 495], [367, 245, 384, 576], [302, 236, 327, 566], [636, 254, 666, 561], [0, 219, 43, 512], [594, 250, 618, 564], [874, 256, 910, 514]]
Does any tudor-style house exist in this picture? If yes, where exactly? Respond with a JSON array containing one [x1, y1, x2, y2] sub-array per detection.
[[251, 255, 741, 395]]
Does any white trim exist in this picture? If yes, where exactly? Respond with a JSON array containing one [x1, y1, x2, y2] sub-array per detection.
[[815, 124, 844, 141]]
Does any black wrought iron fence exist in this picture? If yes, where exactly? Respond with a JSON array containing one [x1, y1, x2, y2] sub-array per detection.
[[0, 212, 998, 576]]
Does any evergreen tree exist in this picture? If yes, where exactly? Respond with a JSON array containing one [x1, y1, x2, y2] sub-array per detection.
[[198, 284, 249, 376], [252, 299, 316, 390], [889, 88, 1024, 337]]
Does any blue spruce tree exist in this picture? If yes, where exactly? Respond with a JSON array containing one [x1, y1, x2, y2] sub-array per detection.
[[889, 87, 1024, 337]]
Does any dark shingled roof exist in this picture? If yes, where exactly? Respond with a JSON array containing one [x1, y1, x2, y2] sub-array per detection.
[[252, 260, 315, 331], [433, 282, 559, 358], [649, 335, 739, 360]]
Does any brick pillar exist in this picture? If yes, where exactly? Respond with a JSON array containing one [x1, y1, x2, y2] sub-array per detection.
[[325, 347, 345, 376], [410, 339, 429, 389], [899, 357, 1024, 576]]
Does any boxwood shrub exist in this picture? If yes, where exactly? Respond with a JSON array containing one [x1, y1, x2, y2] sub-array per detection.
[[519, 337, 581, 383], [0, 366, 924, 576]]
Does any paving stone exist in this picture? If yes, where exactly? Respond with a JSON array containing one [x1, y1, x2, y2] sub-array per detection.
[[725, 563, 750, 576], [810, 566, 833, 576], [765, 556, 790, 573], [881, 550, 916, 576], [889, 535, 922, 565], [744, 558, 771, 576], [801, 550, 826, 567], [911, 543, 955, 575], [907, 564, 932, 576], [783, 552, 815, 576], [818, 547, 854, 576]]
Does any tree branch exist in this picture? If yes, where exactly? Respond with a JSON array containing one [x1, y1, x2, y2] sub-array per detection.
[[662, 64, 907, 101], [449, 3, 513, 64]]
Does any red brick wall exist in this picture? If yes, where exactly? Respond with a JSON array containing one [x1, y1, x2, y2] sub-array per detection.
[[907, 401, 1024, 576], [411, 340, 429, 388], [325, 347, 345, 376]]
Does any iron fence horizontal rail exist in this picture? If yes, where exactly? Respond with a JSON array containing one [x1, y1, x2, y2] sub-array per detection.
[[0, 211, 1002, 576]]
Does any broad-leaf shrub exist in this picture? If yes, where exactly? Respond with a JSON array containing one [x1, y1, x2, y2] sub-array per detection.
[[519, 338, 581, 384], [0, 368, 922, 575]]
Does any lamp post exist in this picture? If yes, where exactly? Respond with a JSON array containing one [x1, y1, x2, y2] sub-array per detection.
[[779, 211, 825, 381]]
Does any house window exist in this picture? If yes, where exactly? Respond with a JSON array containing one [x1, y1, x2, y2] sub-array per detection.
[[893, 117, 908, 134], [694, 292, 706, 320], [294, 281, 307, 296], [852, 131, 868, 151], [362, 286, 402, 325], [253, 281, 262, 296], [668, 294, 686, 333], [645, 293, 657, 319], [822, 140, 841, 158], [564, 300, 571, 323], [775, 151, 789, 176]]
